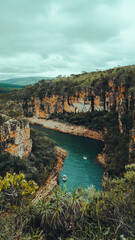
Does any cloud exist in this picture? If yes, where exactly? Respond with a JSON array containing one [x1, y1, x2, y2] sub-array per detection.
[[0, 0, 135, 80]]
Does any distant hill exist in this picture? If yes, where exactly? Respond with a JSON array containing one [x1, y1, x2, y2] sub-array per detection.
[[0, 76, 52, 86], [0, 83, 24, 94]]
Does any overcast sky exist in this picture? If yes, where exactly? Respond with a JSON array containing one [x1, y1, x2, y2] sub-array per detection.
[[0, 0, 135, 80]]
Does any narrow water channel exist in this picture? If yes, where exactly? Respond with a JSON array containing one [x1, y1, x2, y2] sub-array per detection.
[[31, 125, 104, 191]]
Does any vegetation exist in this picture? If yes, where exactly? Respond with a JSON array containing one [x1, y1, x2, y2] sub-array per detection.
[[0, 65, 135, 239], [0, 172, 38, 209], [0, 164, 135, 239], [0, 129, 57, 186], [0, 94, 23, 124], [7, 65, 134, 178], [0, 83, 24, 94], [0, 76, 52, 86], [49, 110, 133, 177], [10, 65, 135, 100], [49, 111, 115, 131]]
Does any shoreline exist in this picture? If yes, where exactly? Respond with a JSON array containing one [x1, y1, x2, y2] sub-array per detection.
[[28, 117, 103, 141], [33, 146, 67, 202]]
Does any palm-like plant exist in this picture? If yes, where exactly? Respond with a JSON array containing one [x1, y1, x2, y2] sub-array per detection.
[[49, 186, 66, 230], [36, 197, 51, 226]]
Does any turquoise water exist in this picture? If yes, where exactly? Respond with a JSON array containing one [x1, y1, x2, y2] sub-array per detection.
[[31, 125, 104, 191]]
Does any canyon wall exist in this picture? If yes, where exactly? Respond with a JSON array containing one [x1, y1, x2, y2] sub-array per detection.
[[0, 118, 32, 158], [23, 81, 131, 126]]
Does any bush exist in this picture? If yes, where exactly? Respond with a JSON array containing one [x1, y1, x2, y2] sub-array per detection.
[[0, 172, 38, 209]]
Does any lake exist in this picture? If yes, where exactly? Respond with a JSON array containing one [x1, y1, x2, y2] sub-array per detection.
[[31, 124, 104, 191]]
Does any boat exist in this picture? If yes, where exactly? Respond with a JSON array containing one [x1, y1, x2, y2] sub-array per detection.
[[62, 175, 67, 182], [83, 156, 87, 160]]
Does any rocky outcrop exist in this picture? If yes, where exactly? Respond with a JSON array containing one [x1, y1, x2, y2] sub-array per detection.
[[97, 147, 106, 167], [28, 117, 103, 141], [33, 146, 67, 202], [0, 118, 32, 158]]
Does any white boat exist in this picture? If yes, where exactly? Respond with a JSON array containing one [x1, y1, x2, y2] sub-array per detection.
[[62, 175, 67, 182], [83, 156, 87, 160]]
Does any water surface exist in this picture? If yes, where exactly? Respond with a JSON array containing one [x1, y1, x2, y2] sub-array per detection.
[[31, 125, 104, 191]]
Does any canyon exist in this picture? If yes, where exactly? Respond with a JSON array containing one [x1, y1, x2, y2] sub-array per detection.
[[0, 66, 134, 177]]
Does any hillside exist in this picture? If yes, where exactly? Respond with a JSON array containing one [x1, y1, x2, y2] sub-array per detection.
[[11, 65, 135, 99], [0, 76, 52, 86], [0, 82, 25, 94]]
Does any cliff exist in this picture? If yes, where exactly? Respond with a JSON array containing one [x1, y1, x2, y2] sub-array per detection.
[[0, 118, 32, 158], [23, 80, 128, 120], [10, 66, 134, 135], [21, 83, 134, 138]]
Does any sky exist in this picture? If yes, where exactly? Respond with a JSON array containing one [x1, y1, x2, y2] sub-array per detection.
[[0, 0, 135, 80]]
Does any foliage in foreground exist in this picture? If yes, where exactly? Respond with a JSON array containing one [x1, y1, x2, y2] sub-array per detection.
[[0, 172, 38, 210], [0, 164, 135, 239]]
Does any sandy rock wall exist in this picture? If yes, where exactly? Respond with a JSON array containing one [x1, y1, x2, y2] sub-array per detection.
[[23, 80, 131, 122], [0, 118, 32, 158]]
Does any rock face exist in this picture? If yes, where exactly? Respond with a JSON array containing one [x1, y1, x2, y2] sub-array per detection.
[[22, 80, 134, 134], [0, 118, 32, 158], [28, 117, 103, 141], [23, 81, 126, 115]]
